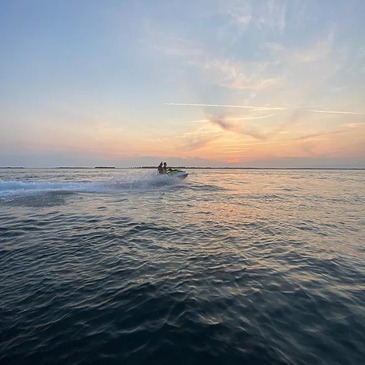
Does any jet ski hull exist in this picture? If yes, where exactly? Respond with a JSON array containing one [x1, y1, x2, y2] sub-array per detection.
[[166, 169, 188, 179]]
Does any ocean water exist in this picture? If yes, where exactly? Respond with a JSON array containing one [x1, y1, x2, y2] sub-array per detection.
[[1, 168, 364, 365]]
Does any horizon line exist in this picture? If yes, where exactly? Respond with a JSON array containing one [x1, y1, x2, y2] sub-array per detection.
[[1, 166, 364, 170]]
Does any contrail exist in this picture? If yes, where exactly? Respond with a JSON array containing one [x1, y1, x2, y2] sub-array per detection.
[[165, 102, 365, 115], [309, 109, 365, 115], [165, 102, 286, 111]]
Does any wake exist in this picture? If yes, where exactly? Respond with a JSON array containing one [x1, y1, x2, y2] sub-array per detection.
[[0, 174, 186, 197]]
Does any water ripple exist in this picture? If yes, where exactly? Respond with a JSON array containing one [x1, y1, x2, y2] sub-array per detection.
[[1, 169, 365, 364]]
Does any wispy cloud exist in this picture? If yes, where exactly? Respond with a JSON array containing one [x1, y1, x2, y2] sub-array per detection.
[[177, 128, 221, 151], [221, 0, 288, 35], [208, 115, 267, 140], [309, 109, 365, 115], [209, 115, 234, 132], [198, 58, 281, 90], [223, 0, 253, 29], [295, 129, 349, 142], [165, 102, 365, 115], [183, 135, 220, 150], [235, 114, 276, 120], [145, 25, 282, 91], [263, 26, 336, 64], [346, 122, 365, 128], [165, 102, 285, 111]]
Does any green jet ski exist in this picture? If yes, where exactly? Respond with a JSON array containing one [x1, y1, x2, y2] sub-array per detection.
[[166, 169, 188, 179]]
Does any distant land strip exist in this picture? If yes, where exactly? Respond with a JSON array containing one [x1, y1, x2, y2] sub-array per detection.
[[136, 166, 365, 170], [1, 166, 364, 170], [0, 166, 24, 169]]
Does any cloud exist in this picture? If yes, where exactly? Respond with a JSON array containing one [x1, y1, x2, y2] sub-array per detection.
[[235, 113, 276, 120], [346, 122, 365, 128], [295, 129, 348, 142], [221, 0, 288, 35], [263, 25, 336, 63], [146, 27, 282, 91], [254, 1, 288, 33], [209, 115, 234, 132], [157, 38, 203, 58], [223, 0, 253, 28], [166, 102, 365, 116], [208, 115, 267, 140], [178, 129, 221, 151], [143, 3, 327, 93], [183, 135, 219, 150], [198, 57, 282, 90], [165, 102, 285, 111], [309, 109, 365, 115]]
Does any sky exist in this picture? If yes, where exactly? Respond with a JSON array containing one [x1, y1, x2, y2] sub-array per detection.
[[1, 0, 365, 168]]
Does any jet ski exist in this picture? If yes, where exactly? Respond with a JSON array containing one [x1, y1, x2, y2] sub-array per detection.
[[166, 169, 188, 179]]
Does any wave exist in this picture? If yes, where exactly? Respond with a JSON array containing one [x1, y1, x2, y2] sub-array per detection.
[[0, 180, 100, 196], [0, 175, 186, 197]]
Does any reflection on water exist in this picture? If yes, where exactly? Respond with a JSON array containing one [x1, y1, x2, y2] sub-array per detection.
[[0, 168, 365, 364]]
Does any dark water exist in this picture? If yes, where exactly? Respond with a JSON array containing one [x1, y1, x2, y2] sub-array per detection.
[[1, 168, 365, 364]]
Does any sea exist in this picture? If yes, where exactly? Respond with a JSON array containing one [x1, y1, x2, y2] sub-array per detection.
[[0, 168, 364, 365]]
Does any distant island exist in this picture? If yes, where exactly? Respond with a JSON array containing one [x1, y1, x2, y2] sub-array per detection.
[[0, 167, 24, 169], [134, 166, 365, 170], [1, 166, 364, 170], [56, 167, 90, 169], [55, 166, 116, 169]]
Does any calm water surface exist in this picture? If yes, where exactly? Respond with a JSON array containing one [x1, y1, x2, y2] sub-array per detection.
[[1, 168, 364, 364]]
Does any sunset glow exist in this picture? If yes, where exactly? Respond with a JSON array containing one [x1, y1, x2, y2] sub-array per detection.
[[1, 1, 364, 167]]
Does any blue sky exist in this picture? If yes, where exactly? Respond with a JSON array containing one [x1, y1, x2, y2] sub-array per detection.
[[1, 0, 365, 167]]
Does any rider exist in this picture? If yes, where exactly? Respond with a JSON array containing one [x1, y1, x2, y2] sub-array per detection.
[[157, 162, 164, 174]]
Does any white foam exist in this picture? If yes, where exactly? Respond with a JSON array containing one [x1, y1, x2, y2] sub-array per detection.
[[0, 180, 100, 197], [0, 174, 185, 197]]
